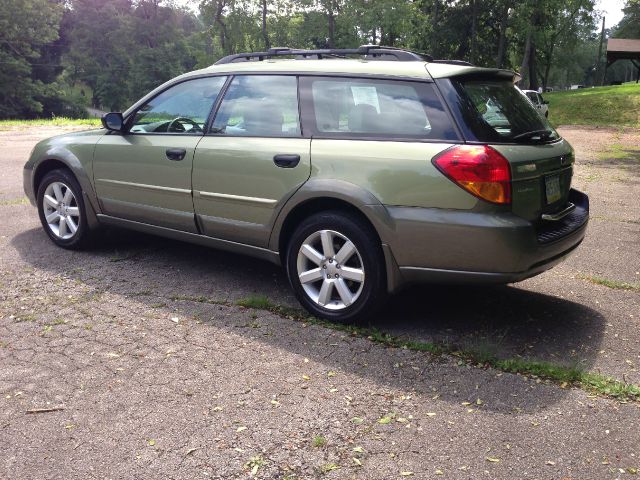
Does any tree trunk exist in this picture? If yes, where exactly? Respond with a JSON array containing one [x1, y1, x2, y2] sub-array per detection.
[[469, 0, 478, 64], [519, 28, 532, 88], [495, 1, 510, 68], [327, 8, 336, 48], [261, 0, 270, 50], [542, 43, 554, 91], [213, 0, 229, 54]]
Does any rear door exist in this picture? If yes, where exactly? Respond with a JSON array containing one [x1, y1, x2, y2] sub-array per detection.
[[437, 77, 573, 221], [192, 75, 311, 247]]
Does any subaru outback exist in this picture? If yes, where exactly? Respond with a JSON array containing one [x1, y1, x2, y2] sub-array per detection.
[[23, 45, 589, 322]]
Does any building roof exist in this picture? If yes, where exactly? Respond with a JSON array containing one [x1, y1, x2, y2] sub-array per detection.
[[606, 39, 640, 62]]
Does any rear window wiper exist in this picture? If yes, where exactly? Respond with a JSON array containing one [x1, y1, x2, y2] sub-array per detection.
[[512, 129, 553, 141]]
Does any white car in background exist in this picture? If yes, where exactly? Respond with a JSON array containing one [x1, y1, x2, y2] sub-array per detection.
[[522, 89, 549, 118]]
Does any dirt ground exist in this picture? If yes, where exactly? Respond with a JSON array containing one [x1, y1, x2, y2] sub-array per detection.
[[1, 125, 639, 479]]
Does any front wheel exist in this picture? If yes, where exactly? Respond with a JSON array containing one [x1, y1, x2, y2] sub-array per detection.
[[37, 169, 91, 249], [286, 211, 386, 323]]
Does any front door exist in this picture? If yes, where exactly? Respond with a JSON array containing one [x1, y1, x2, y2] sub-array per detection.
[[193, 75, 311, 247], [93, 76, 227, 233]]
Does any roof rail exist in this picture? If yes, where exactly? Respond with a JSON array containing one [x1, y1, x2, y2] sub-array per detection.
[[214, 45, 432, 65], [431, 59, 474, 66]]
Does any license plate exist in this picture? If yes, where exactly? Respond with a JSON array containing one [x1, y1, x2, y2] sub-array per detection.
[[545, 175, 561, 204]]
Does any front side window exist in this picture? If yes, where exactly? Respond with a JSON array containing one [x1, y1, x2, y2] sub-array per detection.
[[211, 75, 301, 137], [304, 77, 458, 140], [129, 76, 227, 134]]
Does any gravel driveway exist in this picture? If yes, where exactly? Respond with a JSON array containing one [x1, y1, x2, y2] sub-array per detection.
[[1, 125, 639, 479]]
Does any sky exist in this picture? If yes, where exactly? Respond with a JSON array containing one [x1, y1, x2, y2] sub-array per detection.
[[596, 0, 627, 29]]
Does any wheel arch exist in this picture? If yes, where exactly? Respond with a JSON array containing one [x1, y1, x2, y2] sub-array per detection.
[[270, 179, 402, 292], [33, 157, 101, 230]]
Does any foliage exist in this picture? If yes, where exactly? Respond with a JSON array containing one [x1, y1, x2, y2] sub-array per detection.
[[614, 0, 640, 39], [0, 0, 628, 119], [0, 0, 63, 117]]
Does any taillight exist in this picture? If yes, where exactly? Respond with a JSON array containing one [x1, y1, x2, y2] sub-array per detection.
[[432, 145, 511, 204]]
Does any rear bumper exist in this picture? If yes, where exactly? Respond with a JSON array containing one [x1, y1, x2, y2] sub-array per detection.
[[384, 189, 588, 287]]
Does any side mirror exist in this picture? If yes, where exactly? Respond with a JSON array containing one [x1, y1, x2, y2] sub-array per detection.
[[101, 112, 124, 132]]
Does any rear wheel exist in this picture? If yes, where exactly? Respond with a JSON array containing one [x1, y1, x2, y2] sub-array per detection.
[[286, 211, 386, 322], [37, 169, 91, 249]]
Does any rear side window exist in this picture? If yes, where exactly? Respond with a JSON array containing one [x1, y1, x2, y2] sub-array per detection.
[[212, 75, 301, 137], [301, 77, 458, 140], [447, 79, 559, 143]]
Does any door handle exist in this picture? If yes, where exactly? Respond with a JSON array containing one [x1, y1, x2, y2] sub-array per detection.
[[273, 154, 301, 168], [166, 148, 187, 161]]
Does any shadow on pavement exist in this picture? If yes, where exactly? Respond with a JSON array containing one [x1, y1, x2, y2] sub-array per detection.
[[12, 226, 607, 412]]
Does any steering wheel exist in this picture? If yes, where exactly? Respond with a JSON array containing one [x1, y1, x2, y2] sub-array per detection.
[[167, 117, 203, 133]]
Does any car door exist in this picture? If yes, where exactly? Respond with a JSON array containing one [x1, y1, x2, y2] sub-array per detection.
[[192, 75, 311, 247], [93, 76, 227, 233]]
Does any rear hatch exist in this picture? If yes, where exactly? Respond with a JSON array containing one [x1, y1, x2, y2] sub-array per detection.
[[434, 73, 574, 222]]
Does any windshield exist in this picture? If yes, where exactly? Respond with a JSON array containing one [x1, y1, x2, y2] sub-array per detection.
[[449, 80, 559, 143]]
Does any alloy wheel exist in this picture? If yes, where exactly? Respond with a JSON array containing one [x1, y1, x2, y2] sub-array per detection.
[[42, 181, 80, 240], [296, 229, 365, 310]]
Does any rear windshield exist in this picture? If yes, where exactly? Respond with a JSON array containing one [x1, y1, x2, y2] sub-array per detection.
[[450, 80, 559, 143]]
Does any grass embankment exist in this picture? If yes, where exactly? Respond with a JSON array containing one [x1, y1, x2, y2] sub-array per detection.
[[0, 117, 101, 129], [546, 82, 640, 128]]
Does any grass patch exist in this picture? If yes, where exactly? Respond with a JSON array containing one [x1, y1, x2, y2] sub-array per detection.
[[579, 275, 640, 292], [311, 435, 327, 448], [597, 143, 640, 161], [236, 294, 274, 310], [0, 117, 102, 128], [172, 293, 640, 402], [545, 83, 640, 128], [0, 197, 29, 206]]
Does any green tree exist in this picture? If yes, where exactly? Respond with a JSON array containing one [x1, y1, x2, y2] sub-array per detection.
[[614, 0, 640, 38], [0, 0, 63, 118]]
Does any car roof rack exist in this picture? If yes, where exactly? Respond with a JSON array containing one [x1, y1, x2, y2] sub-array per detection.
[[214, 45, 433, 65]]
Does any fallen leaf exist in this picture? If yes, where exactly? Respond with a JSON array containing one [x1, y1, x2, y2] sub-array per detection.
[[378, 415, 393, 424], [351, 417, 364, 424], [236, 426, 247, 432], [546, 461, 556, 466], [353, 457, 362, 466], [400, 472, 414, 476], [302, 374, 311, 381], [147, 439, 156, 446], [486, 457, 500, 463], [426, 412, 437, 417], [435, 469, 444, 475], [353, 446, 365, 453]]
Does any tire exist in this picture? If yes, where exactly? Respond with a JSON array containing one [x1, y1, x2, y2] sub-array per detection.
[[37, 169, 91, 249], [286, 210, 386, 323]]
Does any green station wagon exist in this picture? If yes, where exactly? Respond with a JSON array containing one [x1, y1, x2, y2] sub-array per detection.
[[23, 46, 589, 322]]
